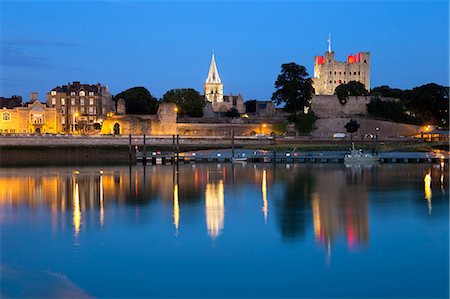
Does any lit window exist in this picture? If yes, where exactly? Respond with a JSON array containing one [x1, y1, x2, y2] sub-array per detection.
[[81, 107, 86, 114], [89, 92, 94, 96], [71, 99, 75, 105], [62, 118, 65, 124], [80, 98, 85, 106], [89, 107, 94, 114], [71, 92, 75, 96], [61, 98, 65, 105], [2, 113, 11, 121], [79, 91, 85, 96], [52, 98, 56, 105], [89, 98, 94, 105], [51, 91, 56, 95], [31, 113, 43, 124]]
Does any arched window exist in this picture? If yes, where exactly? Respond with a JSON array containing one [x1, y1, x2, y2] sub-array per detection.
[[113, 123, 120, 135], [354, 72, 357, 75], [2, 112, 11, 121], [79, 91, 85, 96]]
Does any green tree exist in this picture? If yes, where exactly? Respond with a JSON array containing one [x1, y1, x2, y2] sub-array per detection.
[[162, 88, 206, 117], [244, 100, 257, 113], [344, 119, 360, 142], [115, 87, 158, 114], [367, 97, 420, 124], [406, 83, 449, 128], [335, 81, 368, 105], [225, 108, 240, 118], [271, 62, 314, 113], [347, 81, 369, 96], [287, 110, 317, 133], [335, 84, 350, 105]]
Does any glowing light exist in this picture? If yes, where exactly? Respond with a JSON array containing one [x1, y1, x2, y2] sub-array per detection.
[[424, 172, 432, 214], [312, 193, 321, 240], [74, 112, 79, 117], [262, 169, 268, 223], [99, 174, 104, 227], [173, 183, 179, 232], [73, 178, 81, 236], [205, 180, 224, 238]]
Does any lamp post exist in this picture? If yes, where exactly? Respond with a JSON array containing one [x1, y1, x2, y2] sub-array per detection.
[[375, 127, 380, 154]]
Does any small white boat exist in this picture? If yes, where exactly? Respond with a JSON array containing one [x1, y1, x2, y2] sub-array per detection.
[[232, 157, 248, 163], [344, 143, 380, 163]]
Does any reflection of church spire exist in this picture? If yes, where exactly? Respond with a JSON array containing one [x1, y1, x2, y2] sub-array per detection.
[[205, 179, 225, 238], [262, 169, 268, 223], [205, 52, 221, 84]]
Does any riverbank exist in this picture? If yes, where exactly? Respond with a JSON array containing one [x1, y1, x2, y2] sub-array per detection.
[[1, 136, 447, 166]]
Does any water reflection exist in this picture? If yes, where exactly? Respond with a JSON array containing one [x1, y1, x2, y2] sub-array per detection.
[[261, 168, 268, 223], [205, 180, 225, 238], [0, 164, 446, 247]]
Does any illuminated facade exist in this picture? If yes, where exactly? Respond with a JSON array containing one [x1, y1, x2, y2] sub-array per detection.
[[204, 53, 244, 113], [313, 50, 371, 95], [47, 81, 113, 132], [0, 94, 62, 134]]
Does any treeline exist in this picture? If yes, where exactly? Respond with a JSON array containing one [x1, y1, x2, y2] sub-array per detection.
[[368, 83, 449, 128], [114, 87, 206, 117]]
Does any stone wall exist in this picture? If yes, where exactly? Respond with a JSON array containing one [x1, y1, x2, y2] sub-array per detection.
[[312, 116, 422, 139], [311, 95, 370, 118]]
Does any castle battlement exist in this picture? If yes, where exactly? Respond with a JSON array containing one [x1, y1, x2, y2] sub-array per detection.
[[313, 50, 370, 95]]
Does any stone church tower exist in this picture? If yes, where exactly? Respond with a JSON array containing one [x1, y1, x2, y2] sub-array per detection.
[[204, 53, 224, 109]]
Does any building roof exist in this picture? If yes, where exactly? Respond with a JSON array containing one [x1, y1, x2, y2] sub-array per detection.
[[50, 81, 102, 93], [0, 96, 23, 109], [205, 53, 222, 84]]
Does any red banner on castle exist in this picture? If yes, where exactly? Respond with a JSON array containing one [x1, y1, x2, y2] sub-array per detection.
[[316, 56, 325, 65], [347, 52, 361, 64]]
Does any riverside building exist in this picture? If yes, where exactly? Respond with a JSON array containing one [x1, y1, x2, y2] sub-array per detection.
[[46, 81, 113, 132]]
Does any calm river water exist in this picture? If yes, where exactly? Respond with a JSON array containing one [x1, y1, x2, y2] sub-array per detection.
[[1, 163, 448, 298]]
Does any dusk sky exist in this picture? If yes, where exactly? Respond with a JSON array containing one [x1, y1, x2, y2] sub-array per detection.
[[1, 1, 449, 101]]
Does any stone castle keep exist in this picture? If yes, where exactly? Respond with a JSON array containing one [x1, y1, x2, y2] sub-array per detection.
[[313, 50, 370, 95]]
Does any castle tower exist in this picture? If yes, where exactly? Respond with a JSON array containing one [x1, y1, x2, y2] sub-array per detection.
[[204, 52, 224, 108], [312, 40, 370, 95]]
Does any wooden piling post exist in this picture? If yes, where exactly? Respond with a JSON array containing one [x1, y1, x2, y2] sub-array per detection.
[[176, 134, 179, 164], [273, 135, 277, 164], [128, 134, 132, 163], [231, 129, 235, 159], [142, 134, 147, 165]]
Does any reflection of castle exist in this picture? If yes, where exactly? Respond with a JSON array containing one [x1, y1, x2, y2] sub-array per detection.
[[311, 167, 369, 251]]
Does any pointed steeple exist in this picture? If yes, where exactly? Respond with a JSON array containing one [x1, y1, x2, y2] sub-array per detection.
[[205, 52, 221, 84]]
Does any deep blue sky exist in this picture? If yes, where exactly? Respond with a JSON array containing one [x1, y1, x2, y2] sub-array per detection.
[[1, 1, 449, 101]]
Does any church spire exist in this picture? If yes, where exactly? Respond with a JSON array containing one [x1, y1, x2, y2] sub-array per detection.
[[205, 52, 221, 84]]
